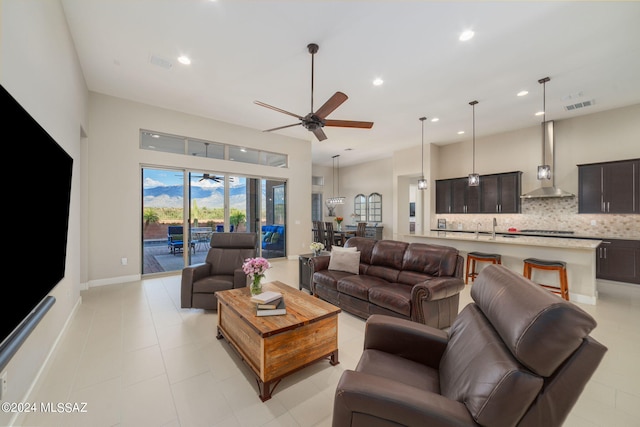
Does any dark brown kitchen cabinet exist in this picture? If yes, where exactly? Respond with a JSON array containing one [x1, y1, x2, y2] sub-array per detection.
[[578, 158, 640, 213], [436, 178, 480, 214], [596, 239, 640, 284], [479, 172, 522, 214], [436, 172, 520, 214], [436, 179, 453, 213], [452, 178, 480, 213]]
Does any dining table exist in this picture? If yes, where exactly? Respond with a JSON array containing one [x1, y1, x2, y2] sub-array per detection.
[[312, 228, 356, 247]]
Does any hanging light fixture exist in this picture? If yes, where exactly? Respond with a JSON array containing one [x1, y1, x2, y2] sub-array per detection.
[[468, 100, 480, 186], [417, 117, 428, 190], [537, 77, 551, 180], [325, 154, 345, 214]]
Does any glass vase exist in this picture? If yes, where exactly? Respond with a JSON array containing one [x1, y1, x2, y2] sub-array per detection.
[[250, 275, 263, 296]]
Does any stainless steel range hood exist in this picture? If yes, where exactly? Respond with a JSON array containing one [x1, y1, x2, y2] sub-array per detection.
[[521, 120, 575, 199]]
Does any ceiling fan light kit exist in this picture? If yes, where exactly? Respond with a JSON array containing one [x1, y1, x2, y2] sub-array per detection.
[[418, 117, 428, 190], [254, 43, 373, 141]]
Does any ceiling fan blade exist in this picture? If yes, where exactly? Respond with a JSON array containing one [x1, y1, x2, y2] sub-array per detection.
[[325, 119, 374, 129], [264, 122, 302, 132], [314, 92, 348, 119], [312, 127, 328, 141], [254, 101, 303, 119]]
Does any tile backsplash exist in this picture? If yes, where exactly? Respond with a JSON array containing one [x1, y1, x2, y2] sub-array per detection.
[[434, 197, 640, 239]]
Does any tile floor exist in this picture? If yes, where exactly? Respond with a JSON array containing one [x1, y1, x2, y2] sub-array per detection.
[[19, 259, 640, 427]]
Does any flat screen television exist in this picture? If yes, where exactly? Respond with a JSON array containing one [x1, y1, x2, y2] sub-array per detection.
[[0, 84, 73, 370]]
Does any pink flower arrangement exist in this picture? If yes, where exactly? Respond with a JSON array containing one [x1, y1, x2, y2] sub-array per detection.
[[242, 257, 271, 280]]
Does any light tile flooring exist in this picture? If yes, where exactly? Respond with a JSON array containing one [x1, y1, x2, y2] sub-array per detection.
[[20, 259, 640, 427]]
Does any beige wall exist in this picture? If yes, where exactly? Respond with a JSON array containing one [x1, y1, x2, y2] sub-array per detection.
[[0, 0, 86, 422], [87, 93, 313, 284], [312, 159, 393, 240]]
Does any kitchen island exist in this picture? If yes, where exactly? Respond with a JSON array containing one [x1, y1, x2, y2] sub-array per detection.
[[402, 231, 602, 304]]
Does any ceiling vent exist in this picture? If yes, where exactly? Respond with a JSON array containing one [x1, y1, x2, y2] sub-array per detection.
[[149, 54, 172, 70], [563, 99, 595, 111]]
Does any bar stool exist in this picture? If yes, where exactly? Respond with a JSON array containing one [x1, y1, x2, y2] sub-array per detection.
[[523, 258, 569, 301], [466, 252, 502, 284]]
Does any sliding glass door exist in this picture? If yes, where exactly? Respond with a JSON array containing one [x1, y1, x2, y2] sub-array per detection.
[[142, 167, 287, 275]]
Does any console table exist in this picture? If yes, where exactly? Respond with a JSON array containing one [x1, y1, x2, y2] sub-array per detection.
[[344, 224, 383, 240]]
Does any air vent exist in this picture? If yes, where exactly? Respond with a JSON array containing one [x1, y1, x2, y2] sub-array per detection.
[[563, 99, 595, 111], [149, 54, 172, 70]]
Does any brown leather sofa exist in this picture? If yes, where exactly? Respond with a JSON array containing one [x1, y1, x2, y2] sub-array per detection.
[[332, 264, 607, 427], [310, 237, 465, 329], [181, 232, 257, 309]]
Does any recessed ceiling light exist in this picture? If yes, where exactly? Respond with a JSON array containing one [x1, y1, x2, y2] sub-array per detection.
[[459, 30, 475, 41], [458, 130, 465, 135], [178, 55, 191, 65], [535, 111, 545, 116], [373, 78, 384, 86], [517, 90, 529, 97], [431, 118, 439, 122]]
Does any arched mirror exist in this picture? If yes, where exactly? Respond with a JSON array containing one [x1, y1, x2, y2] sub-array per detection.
[[367, 192, 382, 223], [354, 194, 367, 222]]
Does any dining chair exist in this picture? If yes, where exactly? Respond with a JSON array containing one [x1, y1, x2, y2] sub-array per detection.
[[324, 222, 342, 248], [313, 221, 326, 247], [355, 222, 367, 237]]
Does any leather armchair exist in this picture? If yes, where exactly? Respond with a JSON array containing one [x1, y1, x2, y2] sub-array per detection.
[[333, 264, 607, 427], [181, 232, 258, 309]]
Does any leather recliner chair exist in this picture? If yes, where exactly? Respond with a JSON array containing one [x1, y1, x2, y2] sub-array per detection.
[[333, 264, 607, 427], [181, 232, 258, 309]]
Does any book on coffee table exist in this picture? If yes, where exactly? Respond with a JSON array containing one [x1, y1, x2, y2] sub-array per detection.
[[250, 290, 283, 304], [256, 298, 286, 316]]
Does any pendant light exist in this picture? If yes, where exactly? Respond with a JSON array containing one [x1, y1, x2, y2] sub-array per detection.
[[468, 100, 480, 186], [537, 77, 551, 180], [326, 154, 345, 214], [417, 117, 428, 190]]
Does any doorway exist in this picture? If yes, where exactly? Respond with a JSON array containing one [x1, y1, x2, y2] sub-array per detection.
[[142, 167, 287, 275]]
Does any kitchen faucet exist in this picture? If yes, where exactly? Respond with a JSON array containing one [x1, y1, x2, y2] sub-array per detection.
[[492, 218, 497, 240]]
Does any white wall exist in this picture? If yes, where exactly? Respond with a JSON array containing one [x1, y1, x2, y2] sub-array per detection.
[[87, 93, 313, 284], [0, 0, 86, 423]]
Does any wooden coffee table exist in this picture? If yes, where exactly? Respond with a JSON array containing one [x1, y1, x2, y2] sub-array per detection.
[[215, 280, 341, 401]]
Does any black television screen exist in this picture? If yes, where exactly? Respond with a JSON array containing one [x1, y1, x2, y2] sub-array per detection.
[[0, 84, 73, 366]]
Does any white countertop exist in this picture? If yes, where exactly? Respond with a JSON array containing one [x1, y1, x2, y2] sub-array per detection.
[[410, 231, 602, 250]]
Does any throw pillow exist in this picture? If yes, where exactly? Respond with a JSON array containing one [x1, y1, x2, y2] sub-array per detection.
[[262, 231, 273, 243], [270, 232, 280, 243], [329, 250, 361, 274], [331, 245, 357, 253]]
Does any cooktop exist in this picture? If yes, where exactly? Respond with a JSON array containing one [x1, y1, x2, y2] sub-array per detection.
[[519, 229, 575, 235]]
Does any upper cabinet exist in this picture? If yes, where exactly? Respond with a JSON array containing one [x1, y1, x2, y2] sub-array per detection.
[[480, 172, 522, 214], [436, 171, 521, 214], [578, 158, 640, 214], [437, 178, 480, 214]]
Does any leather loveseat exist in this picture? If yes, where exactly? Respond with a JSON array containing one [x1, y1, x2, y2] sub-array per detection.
[[310, 237, 465, 329], [332, 264, 607, 427]]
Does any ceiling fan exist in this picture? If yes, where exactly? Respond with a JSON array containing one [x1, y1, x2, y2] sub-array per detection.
[[254, 43, 374, 141]]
